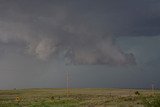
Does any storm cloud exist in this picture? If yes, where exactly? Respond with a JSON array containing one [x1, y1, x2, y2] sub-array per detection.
[[0, 0, 160, 66], [0, 0, 160, 89], [0, 0, 146, 65]]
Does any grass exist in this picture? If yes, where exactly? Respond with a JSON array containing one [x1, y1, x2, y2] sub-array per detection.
[[0, 88, 159, 107], [142, 94, 160, 107]]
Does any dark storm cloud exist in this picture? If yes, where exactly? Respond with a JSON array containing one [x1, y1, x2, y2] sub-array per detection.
[[0, 0, 160, 65]]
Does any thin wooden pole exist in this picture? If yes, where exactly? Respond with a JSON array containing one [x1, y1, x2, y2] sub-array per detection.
[[66, 71, 69, 97], [151, 84, 154, 91], [151, 84, 155, 94]]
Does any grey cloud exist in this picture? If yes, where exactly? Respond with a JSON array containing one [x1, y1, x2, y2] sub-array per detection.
[[3, 0, 160, 65], [0, 0, 160, 89]]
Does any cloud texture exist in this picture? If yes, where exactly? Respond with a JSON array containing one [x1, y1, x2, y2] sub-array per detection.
[[1, 0, 160, 65], [1, 0, 160, 89]]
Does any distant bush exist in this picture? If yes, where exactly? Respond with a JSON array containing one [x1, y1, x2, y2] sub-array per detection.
[[135, 91, 140, 95]]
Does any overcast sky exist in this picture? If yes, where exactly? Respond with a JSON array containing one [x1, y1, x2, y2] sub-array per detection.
[[0, 0, 160, 89]]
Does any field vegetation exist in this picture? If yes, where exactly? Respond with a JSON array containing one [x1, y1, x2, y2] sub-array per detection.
[[0, 88, 159, 107]]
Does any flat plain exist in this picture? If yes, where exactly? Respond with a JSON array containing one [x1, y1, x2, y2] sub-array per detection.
[[0, 88, 159, 107]]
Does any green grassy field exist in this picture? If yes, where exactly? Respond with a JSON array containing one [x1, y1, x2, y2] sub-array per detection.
[[0, 88, 159, 107]]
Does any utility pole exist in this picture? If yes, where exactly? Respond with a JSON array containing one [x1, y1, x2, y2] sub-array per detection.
[[66, 71, 69, 97], [151, 84, 154, 91], [151, 84, 155, 95]]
